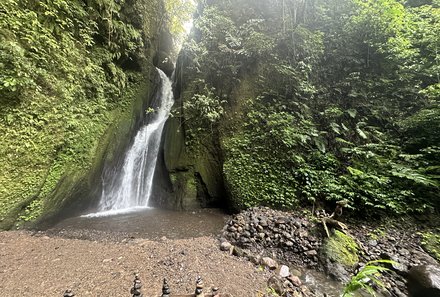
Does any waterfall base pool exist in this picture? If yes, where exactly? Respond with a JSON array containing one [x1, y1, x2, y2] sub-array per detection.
[[44, 208, 359, 297], [46, 208, 228, 240]]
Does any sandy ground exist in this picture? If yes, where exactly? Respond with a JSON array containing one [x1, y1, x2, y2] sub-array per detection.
[[0, 231, 269, 296]]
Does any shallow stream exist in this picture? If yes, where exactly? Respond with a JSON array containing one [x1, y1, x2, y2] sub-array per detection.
[[48, 208, 227, 240]]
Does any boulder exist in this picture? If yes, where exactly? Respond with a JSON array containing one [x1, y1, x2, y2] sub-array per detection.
[[261, 257, 278, 270], [319, 230, 359, 282], [220, 241, 232, 252], [267, 276, 284, 295], [287, 275, 302, 287], [407, 265, 440, 297]]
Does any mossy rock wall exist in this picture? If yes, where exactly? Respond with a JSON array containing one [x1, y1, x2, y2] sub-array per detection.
[[160, 114, 226, 209], [0, 0, 170, 229], [35, 70, 159, 228], [159, 57, 259, 211]]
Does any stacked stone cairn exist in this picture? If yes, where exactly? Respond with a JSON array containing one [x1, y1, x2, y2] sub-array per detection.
[[130, 273, 143, 297], [63, 289, 75, 297], [194, 276, 204, 297], [161, 278, 171, 297]]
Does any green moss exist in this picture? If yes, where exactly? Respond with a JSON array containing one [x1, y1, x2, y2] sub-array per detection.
[[322, 230, 359, 266], [420, 231, 440, 262], [163, 117, 186, 171], [170, 171, 199, 210], [367, 228, 386, 241], [0, 0, 170, 229]]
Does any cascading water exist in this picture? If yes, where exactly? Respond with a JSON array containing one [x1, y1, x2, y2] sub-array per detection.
[[86, 68, 174, 217]]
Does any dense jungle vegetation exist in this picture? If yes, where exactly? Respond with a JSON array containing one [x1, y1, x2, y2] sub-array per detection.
[[178, 0, 439, 215], [0, 0, 192, 228], [0, 0, 439, 228]]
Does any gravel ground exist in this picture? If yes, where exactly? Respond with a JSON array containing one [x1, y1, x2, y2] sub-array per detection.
[[0, 231, 269, 296]]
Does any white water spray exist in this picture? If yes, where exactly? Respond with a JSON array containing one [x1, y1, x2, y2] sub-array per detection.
[[85, 68, 174, 217]]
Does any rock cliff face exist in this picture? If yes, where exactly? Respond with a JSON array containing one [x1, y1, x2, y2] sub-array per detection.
[[38, 69, 162, 228], [156, 91, 226, 210], [0, 0, 176, 229], [42, 24, 179, 224]]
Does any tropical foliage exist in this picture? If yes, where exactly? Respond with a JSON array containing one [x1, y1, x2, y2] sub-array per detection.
[[177, 0, 439, 214], [0, 0, 175, 227], [342, 260, 395, 297]]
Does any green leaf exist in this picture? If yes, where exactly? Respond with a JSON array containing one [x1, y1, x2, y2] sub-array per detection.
[[347, 109, 357, 118]]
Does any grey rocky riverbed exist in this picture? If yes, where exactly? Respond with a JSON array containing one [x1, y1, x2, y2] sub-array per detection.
[[219, 207, 440, 297]]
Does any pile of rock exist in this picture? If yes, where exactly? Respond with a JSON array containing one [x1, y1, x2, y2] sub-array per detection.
[[194, 276, 204, 296], [265, 265, 317, 297], [220, 207, 440, 297], [221, 207, 322, 267], [161, 278, 171, 297], [353, 225, 440, 297], [130, 273, 143, 297]]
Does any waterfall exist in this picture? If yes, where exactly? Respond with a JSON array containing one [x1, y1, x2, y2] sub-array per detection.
[[86, 68, 174, 217]]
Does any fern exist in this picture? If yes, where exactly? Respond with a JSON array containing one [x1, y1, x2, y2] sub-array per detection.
[[391, 165, 439, 187], [342, 260, 396, 297]]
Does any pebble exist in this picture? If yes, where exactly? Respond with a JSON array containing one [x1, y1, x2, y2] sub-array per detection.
[[304, 250, 317, 257], [287, 275, 302, 287], [279, 265, 290, 278], [220, 241, 232, 251], [261, 257, 278, 270]]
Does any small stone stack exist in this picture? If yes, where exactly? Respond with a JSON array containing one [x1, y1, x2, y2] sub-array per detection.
[[194, 276, 204, 297], [161, 278, 171, 297], [130, 273, 143, 297], [63, 289, 75, 297]]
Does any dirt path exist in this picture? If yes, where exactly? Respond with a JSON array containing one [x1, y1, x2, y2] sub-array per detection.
[[0, 231, 269, 296]]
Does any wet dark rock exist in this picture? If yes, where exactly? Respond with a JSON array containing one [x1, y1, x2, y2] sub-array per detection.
[[407, 265, 440, 297], [232, 246, 245, 257], [380, 252, 408, 272], [267, 275, 284, 295], [326, 261, 350, 283]]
